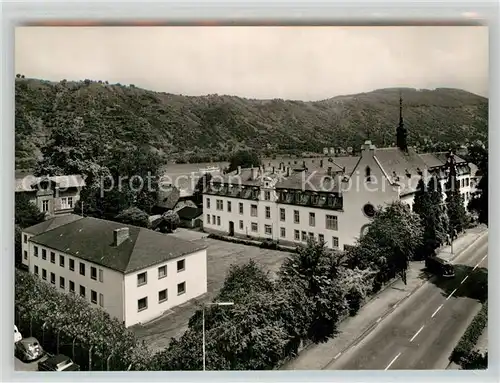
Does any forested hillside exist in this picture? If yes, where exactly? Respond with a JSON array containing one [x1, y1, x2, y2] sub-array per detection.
[[15, 77, 488, 170]]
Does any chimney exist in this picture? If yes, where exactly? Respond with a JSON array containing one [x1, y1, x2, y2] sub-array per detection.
[[320, 159, 324, 168], [272, 166, 275, 174], [114, 228, 129, 246], [250, 167, 258, 180], [236, 166, 241, 175]]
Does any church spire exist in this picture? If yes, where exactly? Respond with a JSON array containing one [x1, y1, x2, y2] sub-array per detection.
[[397, 90, 408, 152]]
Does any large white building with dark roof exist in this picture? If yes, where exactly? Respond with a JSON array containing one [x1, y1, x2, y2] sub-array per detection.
[[202, 96, 474, 250], [21, 215, 208, 327]]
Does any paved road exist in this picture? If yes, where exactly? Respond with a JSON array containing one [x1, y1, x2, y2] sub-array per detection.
[[325, 235, 488, 370]]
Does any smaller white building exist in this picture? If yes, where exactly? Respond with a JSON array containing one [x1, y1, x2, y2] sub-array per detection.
[[22, 214, 208, 327]]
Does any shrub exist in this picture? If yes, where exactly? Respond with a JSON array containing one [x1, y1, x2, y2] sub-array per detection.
[[450, 302, 487, 365]]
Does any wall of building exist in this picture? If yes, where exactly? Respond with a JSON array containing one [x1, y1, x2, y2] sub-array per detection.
[[26, 240, 125, 323], [123, 249, 207, 327]]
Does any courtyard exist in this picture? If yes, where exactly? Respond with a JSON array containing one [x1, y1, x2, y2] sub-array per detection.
[[131, 230, 291, 353]]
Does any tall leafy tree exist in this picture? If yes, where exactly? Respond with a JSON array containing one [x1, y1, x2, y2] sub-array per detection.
[[356, 201, 423, 285], [115, 207, 150, 228], [227, 150, 261, 173], [15, 193, 46, 228]]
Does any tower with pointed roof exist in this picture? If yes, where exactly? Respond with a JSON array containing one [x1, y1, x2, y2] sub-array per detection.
[[397, 91, 408, 152]]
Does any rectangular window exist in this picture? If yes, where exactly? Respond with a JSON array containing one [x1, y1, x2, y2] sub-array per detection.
[[34, 265, 39, 275], [69, 281, 75, 293], [207, 214, 211, 224], [206, 198, 211, 209], [91, 266, 97, 280], [42, 200, 49, 212], [50, 272, 55, 284], [294, 210, 300, 224], [137, 272, 147, 286], [239, 220, 244, 230], [69, 259, 75, 271], [332, 236, 339, 248], [91, 290, 97, 304], [177, 282, 186, 295], [280, 208, 286, 221], [309, 232, 314, 240], [251, 222, 258, 232], [68, 196, 73, 208], [42, 269, 47, 280], [158, 289, 168, 303], [265, 206, 271, 219], [59, 255, 65, 267], [264, 191, 271, 201], [294, 230, 300, 240], [301, 231, 307, 241], [466, 178, 470, 187], [99, 293, 104, 307], [43, 249, 48, 260], [23, 234, 27, 244], [80, 285, 86, 298], [217, 216, 221, 226], [24, 251, 28, 260], [319, 234, 325, 243], [212, 215, 216, 224], [177, 259, 185, 272], [60, 276, 65, 289], [61, 196, 73, 209], [216, 199, 223, 210], [326, 215, 338, 231], [227, 201, 232, 212], [251, 204, 258, 217], [158, 265, 167, 279], [280, 227, 286, 238], [99, 269, 104, 283], [265, 225, 272, 235], [239, 203, 244, 214], [50, 251, 55, 264], [35, 246, 39, 258], [138, 297, 148, 312], [309, 212, 316, 227], [79, 262, 85, 276]]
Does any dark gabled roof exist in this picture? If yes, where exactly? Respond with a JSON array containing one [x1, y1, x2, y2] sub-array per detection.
[[156, 185, 180, 210], [177, 206, 203, 220], [419, 153, 444, 168], [28, 217, 207, 274], [23, 214, 84, 235]]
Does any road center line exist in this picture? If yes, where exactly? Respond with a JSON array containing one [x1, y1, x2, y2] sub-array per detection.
[[410, 325, 424, 342], [385, 352, 402, 370], [333, 352, 342, 360], [446, 288, 457, 300], [431, 304, 443, 318], [376, 317, 382, 323], [461, 275, 469, 284]]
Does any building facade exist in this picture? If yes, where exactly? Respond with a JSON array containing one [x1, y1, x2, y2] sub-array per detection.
[[22, 215, 208, 327], [15, 174, 85, 217]]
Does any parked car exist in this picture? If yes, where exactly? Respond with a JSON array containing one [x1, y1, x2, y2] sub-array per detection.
[[14, 325, 22, 343], [14, 337, 44, 362], [425, 256, 455, 278], [38, 354, 80, 371]]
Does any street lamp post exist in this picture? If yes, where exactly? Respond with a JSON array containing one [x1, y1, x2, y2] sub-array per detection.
[[202, 301, 234, 371]]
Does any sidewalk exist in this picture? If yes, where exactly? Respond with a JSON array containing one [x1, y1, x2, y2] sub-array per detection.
[[281, 225, 488, 370]]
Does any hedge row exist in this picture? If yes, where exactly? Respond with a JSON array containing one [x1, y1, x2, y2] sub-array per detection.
[[450, 301, 488, 365], [207, 233, 297, 253]]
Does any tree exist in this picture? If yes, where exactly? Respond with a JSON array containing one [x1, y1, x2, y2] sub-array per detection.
[[162, 210, 180, 232], [15, 225, 23, 265], [412, 177, 447, 259], [15, 193, 46, 228], [466, 142, 488, 226], [115, 207, 150, 228], [445, 155, 468, 235], [356, 201, 424, 286], [227, 150, 261, 172], [192, 172, 212, 206]]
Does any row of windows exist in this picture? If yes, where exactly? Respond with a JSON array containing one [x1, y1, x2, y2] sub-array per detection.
[[40, 197, 74, 213], [136, 259, 185, 286], [34, 265, 104, 306], [32, 246, 104, 283], [247, 224, 339, 247], [206, 214, 221, 226], [137, 282, 186, 312]]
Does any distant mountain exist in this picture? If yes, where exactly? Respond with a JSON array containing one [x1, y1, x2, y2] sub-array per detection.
[[15, 78, 488, 170]]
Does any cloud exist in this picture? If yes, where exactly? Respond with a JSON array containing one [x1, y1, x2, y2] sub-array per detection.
[[15, 26, 488, 100]]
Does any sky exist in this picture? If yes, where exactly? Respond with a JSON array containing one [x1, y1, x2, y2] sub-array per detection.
[[15, 26, 488, 101]]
